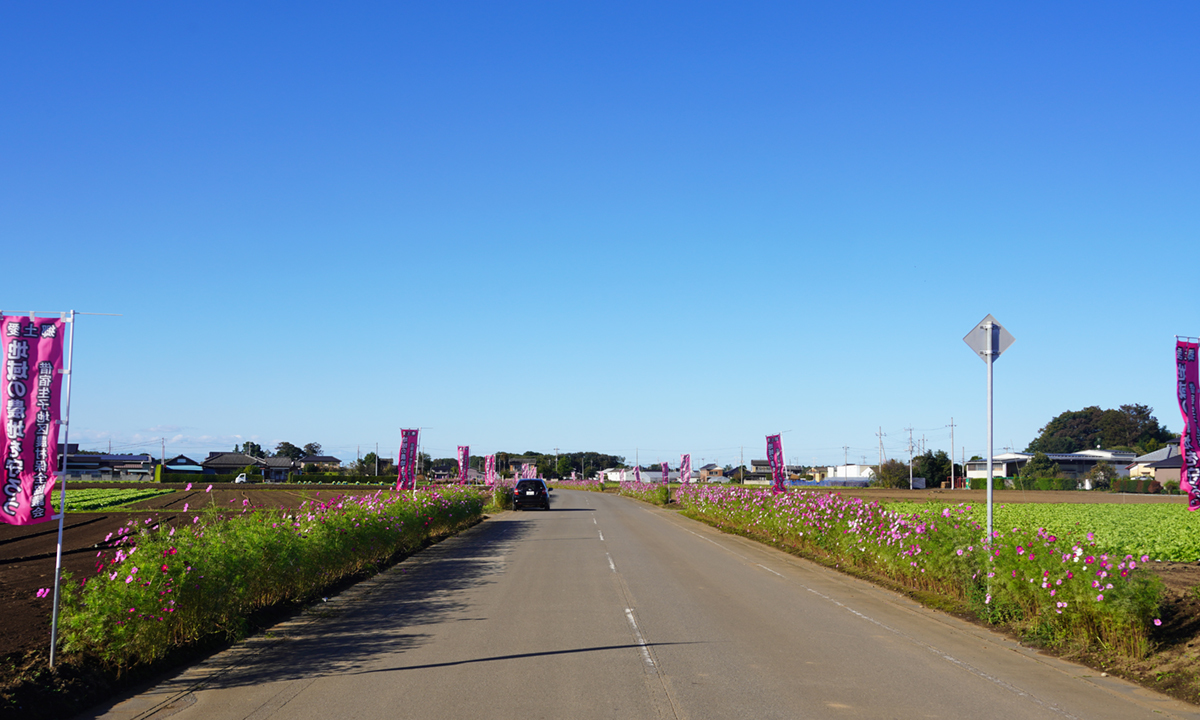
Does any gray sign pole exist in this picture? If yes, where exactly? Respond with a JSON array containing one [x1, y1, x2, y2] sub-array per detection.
[[964, 315, 1013, 547], [985, 321, 994, 542]]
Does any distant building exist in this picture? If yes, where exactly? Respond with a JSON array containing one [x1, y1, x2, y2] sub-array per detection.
[[299, 455, 341, 472], [964, 449, 1136, 482]]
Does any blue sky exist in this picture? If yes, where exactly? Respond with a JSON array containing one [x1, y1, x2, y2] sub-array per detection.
[[3, 2, 1196, 468]]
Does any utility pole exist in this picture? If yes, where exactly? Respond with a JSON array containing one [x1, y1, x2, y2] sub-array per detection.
[[843, 446, 849, 477], [740, 446, 744, 482], [949, 418, 956, 488], [906, 427, 914, 489], [375, 442, 379, 476], [876, 427, 886, 469]]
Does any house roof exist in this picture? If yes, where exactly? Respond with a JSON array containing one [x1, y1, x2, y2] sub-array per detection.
[[263, 457, 298, 467], [202, 453, 263, 467], [1150, 456, 1183, 469], [300, 455, 341, 464], [1134, 446, 1180, 463]]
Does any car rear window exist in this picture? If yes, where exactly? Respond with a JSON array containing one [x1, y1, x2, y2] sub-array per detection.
[[516, 480, 543, 491]]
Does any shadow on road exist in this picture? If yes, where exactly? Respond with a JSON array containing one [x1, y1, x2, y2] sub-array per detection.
[[192, 516, 534, 689], [356, 641, 707, 674]]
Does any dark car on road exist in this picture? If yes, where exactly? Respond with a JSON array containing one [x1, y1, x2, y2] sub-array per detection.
[[513, 479, 550, 510]]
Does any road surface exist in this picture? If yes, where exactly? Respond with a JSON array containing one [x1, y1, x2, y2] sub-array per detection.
[[84, 489, 1200, 719]]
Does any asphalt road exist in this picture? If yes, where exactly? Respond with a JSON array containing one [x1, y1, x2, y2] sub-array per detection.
[[86, 489, 1200, 720]]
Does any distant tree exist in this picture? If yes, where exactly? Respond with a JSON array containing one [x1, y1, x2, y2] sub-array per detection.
[[302, 442, 323, 457], [238, 441, 266, 458], [556, 456, 574, 478], [1085, 461, 1118, 490], [1026, 405, 1174, 453], [1017, 452, 1060, 490], [913, 450, 952, 487], [872, 459, 909, 489], [274, 442, 304, 460], [303, 463, 320, 475]]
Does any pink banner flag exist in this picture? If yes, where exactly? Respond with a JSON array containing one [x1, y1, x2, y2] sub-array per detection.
[[395, 428, 419, 491], [520, 463, 535, 479], [485, 454, 497, 486], [680, 454, 691, 484], [1, 317, 65, 525], [633, 465, 641, 483], [457, 445, 469, 485], [766, 434, 786, 494], [660, 461, 670, 484], [1178, 340, 1200, 511]]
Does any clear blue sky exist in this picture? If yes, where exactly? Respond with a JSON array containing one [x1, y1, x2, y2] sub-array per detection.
[[3, 2, 1196, 468]]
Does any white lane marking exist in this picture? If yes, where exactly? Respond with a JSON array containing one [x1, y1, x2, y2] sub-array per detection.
[[800, 585, 1077, 718], [598, 530, 605, 541], [685, 528, 749, 560], [624, 608, 656, 670], [684, 524, 1077, 717], [757, 564, 783, 577], [593, 518, 597, 524], [607, 553, 616, 572]]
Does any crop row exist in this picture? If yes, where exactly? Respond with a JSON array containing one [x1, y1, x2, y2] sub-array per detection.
[[63, 488, 176, 511]]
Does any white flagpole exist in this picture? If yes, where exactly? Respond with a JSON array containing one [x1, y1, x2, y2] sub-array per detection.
[[48, 310, 75, 668]]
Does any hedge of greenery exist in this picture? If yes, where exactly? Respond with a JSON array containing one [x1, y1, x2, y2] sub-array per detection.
[[58, 487, 487, 670]]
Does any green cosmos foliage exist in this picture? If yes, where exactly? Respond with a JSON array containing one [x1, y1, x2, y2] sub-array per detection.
[[547, 479, 606, 492], [675, 485, 1161, 658], [618, 481, 671, 506], [58, 487, 486, 670]]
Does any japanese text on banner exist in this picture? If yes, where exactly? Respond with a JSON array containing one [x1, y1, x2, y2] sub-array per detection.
[[2, 317, 65, 525]]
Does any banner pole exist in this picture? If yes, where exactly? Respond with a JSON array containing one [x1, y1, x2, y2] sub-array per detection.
[[48, 310, 76, 669]]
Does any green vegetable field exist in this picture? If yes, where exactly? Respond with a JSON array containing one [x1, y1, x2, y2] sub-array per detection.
[[62, 488, 176, 511], [887, 501, 1200, 562]]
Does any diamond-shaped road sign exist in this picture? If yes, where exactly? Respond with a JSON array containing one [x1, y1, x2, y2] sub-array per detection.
[[963, 314, 1014, 362]]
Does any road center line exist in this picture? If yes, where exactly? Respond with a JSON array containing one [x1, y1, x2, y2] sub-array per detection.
[[757, 564, 783, 577], [607, 553, 616, 572], [624, 608, 656, 670], [598, 530, 605, 541]]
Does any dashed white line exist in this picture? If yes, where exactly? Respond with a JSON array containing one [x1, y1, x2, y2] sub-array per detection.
[[598, 530, 605, 541], [757, 564, 783, 577], [607, 553, 616, 572], [624, 608, 656, 670]]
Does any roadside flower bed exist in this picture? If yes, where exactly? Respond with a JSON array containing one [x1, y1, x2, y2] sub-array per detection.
[[675, 484, 1161, 657], [58, 487, 486, 670], [618, 480, 671, 505], [547, 479, 606, 492]]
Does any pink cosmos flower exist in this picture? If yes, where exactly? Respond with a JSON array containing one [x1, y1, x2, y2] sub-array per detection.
[[186, 482, 193, 491], [35, 588, 50, 598], [206, 484, 212, 493], [1154, 618, 1162, 626]]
